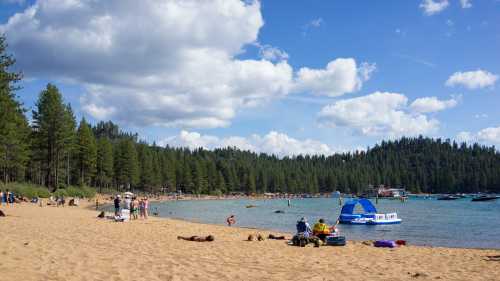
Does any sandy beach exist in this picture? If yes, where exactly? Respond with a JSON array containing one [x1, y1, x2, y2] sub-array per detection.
[[1, 202, 499, 281]]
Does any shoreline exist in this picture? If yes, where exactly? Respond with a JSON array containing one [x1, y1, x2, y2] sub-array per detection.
[[1, 202, 500, 280], [98, 198, 500, 251]]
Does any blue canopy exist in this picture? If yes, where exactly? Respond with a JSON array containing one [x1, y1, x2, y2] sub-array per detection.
[[340, 198, 377, 215]]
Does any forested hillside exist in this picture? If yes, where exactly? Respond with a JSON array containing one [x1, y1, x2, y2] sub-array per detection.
[[1, 35, 499, 195]]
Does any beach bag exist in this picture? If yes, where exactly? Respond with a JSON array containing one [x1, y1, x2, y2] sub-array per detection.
[[374, 240, 397, 248], [326, 236, 346, 246], [292, 234, 308, 247]]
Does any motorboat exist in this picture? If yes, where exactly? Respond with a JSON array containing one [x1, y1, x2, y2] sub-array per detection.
[[437, 195, 460, 200], [338, 198, 402, 225], [471, 195, 499, 202]]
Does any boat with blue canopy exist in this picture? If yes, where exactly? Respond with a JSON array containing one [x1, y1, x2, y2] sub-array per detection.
[[338, 198, 402, 225]]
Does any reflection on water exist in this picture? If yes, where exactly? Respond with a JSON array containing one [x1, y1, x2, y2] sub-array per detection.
[[150, 197, 500, 249]]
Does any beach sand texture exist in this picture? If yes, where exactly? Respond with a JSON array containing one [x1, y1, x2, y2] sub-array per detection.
[[1, 203, 499, 281]]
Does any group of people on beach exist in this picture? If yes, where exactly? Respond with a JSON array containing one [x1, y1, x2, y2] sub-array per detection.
[[0, 190, 15, 205], [293, 217, 338, 246], [114, 194, 149, 220]]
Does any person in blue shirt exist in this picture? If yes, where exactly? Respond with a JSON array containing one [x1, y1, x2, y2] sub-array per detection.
[[296, 217, 312, 237]]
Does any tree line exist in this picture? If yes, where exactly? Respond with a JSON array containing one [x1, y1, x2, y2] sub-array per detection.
[[1, 35, 500, 195]]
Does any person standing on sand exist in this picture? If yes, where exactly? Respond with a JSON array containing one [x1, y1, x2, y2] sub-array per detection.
[[114, 195, 121, 216], [131, 197, 138, 220], [138, 197, 149, 219], [0, 190, 4, 206], [226, 215, 236, 226]]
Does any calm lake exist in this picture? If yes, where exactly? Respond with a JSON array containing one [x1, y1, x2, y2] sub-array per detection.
[[149, 197, 500, 249]]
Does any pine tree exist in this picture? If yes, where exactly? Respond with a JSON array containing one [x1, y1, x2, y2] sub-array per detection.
[[76, 118, 97, 186], [114, 139, 139, 190], [32, 84, 71, 190], [96, 137, 113, 191], [0, 36, 30, 183]]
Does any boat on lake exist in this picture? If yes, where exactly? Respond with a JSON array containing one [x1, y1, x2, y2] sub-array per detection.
[[338, 198, 402, 225], [471, 195, 499, 202], [437, 195, 461, 200]]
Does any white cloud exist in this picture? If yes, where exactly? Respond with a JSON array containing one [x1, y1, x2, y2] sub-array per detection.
[[460, 0, 472, 8], [309, 18, 323, 28], [456, 131, 472, 143], [474, 113, 488, 119], [294, 58, 375, 97], [302, 17, 323, 36], [1, 0, 372, 128], [159, 130, 335, 157], [457, 126, 500, 144], [410, 96, 458, 113], [420, 0, 449, 15], [256, 43, 289, 61], [446, 70, 498, 89], [318, 92, 440, 137]]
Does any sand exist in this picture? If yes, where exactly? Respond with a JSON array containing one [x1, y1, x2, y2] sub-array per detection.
[[1, 202, 499, 281]]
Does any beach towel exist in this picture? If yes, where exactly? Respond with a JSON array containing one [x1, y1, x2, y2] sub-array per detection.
[[374, 240, 397, 248]]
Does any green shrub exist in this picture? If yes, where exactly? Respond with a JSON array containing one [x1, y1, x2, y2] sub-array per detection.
[[1, 183, 52, 198], [64, 185, 96, 198]]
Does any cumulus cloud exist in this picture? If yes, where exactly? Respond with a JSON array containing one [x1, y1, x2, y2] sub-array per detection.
[[318, 92, 440, 137], [256, 43, 289, 62], [460, 0, 472, 9], [159, 130, 334, 157], [446, 70, 498, 89], [457, 126, 500, 144], [294, 58, 375, 97], [410, 96, 458, 113], [1, 0, 372, 128], [420, 0, 449, 15]]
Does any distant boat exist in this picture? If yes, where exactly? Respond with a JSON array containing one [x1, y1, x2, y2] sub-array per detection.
[[471, 196, 499, 202], [437, 195, 460, 200]]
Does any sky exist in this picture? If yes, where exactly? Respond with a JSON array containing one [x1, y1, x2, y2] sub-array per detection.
[[0, 0, 499, 156]]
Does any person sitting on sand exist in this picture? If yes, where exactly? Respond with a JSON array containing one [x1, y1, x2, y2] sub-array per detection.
[[296, 217, 312, 237], [313, 218, 330, 242], [177, 235, 215, 242], [226, 215, 236, 226]]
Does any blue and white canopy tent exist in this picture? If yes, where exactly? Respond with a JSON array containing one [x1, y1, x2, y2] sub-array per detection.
[[338, 198, 401, 225]]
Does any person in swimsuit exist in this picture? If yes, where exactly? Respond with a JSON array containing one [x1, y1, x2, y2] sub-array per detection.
[[177, 235, 214, 242], [226, 215, 236, 226]]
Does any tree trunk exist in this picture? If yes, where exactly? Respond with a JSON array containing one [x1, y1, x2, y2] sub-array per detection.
[[66, 152, 70, 186]]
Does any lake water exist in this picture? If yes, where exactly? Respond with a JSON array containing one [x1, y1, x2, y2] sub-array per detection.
[[149, 197, 500, 249]]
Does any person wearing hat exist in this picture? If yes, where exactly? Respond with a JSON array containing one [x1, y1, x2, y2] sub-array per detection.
[[114, 195, 121, 216], [296, 217, 312, 237], [313, 218, 331, 242]]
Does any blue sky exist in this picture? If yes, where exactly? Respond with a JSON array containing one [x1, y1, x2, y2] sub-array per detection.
[[0, 0, 499, 155]]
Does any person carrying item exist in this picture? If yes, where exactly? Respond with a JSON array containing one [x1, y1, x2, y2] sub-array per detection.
[[313, 218, 330, 242]]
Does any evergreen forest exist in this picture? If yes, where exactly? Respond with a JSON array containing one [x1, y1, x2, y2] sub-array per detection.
[[1, 35, 499, 195]]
